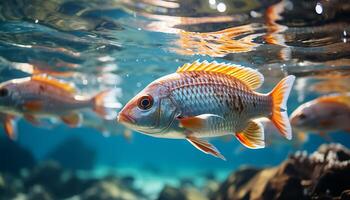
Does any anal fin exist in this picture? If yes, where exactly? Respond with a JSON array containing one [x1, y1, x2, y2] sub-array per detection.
[[4, 115, 18, 140], [235, 120, 265, 149], [186, 135, 226, 160]]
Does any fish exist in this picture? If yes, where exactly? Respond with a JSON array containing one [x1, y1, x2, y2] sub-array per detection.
[[0, 75, 119, 132], [290, 93, 350, 137], [117, 60, 295, 160]]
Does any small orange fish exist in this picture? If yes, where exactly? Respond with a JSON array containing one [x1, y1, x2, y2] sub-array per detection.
[[0, 75, 118, 133], [290, 93, 350, 136], [118, 60, 295, 160]]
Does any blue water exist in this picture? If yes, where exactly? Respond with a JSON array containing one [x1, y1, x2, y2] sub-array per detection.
[[0, 0, 349, 198]]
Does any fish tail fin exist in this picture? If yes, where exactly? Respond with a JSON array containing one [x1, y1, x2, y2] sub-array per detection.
[[93, 89, 122, 120], [269, 75, 295, 140]]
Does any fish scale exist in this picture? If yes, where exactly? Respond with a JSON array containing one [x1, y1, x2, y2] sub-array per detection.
[[160, 71, 272, 136]]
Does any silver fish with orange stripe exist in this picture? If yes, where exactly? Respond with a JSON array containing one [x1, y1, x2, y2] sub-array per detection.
[[0, 75, 119, 139], [118, 61, 295, 160]]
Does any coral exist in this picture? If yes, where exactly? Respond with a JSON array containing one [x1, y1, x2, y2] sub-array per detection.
[[212, 143, 350, 200]]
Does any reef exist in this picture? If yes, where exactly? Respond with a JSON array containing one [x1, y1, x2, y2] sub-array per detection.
[[0, 141, 349, 200], [212, 143, 350, 200]]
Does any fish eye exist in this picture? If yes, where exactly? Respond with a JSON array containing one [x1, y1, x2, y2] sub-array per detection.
[[298, 113, 307, 120], [138, 95, 153, 110], [0, 88, 8, 97]]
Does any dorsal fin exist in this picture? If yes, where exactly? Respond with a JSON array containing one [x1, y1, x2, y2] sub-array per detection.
[[318, 93, 350, 108], [176, 60, 264, 90], [31, 75, 76, 93]]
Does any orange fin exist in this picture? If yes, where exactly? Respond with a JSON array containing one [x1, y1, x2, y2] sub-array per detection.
[[235, 120, 265, 149], [31, 75, 76, 93], [93, 89, 121, 120], [61, 113, 81, 127], [4, 115, 18, 140], [186, 135, 226, 160], [269, 75, 295, 140], [318, 94, 350, 108], [23, 100, 43, 112], [179, 114, 223, 131], [24, 114, 40, 125], [176, 60, 264, 90]]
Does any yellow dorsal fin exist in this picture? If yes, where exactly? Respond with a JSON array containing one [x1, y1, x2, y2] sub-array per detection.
[[31, 75, 76, 93], [176, 60, 264, 90]]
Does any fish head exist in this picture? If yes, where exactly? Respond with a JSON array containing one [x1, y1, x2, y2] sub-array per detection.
[[290, 101, 318, 132], [0, 81, 20, 111], [118, 82, 178, 135], [290, 100, 338, 132]]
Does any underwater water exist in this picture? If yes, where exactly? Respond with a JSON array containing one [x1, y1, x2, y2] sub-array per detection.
[[0, 0, 349, 199]]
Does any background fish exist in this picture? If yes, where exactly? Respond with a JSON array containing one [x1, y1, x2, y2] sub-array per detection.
[[0, 75, 120, 133], [118, 60, 295, 160], [290, 93, 350, 137]]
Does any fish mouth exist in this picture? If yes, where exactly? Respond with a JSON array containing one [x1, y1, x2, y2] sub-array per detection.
[[117, 112, 135, 124]]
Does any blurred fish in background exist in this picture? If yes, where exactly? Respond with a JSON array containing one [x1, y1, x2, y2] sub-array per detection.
[[290, 93, 350, 140]]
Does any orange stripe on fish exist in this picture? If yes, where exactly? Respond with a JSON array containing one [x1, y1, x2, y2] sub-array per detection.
[[31, 75, 76, 93], [23, 100, 43, 111], [317, 95, 350, 108]]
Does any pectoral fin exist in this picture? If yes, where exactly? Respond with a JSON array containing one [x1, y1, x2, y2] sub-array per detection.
[[61, 113, 81, 127], [179, 114, 224, 131], [235, 120, 265, 149], [186, 135, 226, 160], [4, 115, 18, 140]]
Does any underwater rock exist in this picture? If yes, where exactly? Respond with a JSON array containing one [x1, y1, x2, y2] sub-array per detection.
[[80, 176, 141, 200], [157, 185, 187, 200], [213, 143, 350, 200], [0, 137, 36, 175], [157, 185, 209, 200], [27, 185, 53, 200], [24, 161, 94, 199], [45, 137, 96, 170]]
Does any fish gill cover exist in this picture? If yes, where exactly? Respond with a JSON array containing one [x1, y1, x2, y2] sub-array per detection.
[[0, 0, 349, 199]]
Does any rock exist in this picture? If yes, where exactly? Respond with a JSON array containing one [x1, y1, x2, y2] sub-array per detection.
[[0, 137, 36, 175], [81, 176, 141, 200], [213, 143, 350, 200], [24, 161, 94, 199], [157, 185, 208, 200], [340, 190, 350, 200], [157, 185, 187, 200], [27, 185, 53, 200], [45, 137, 96, 170]]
